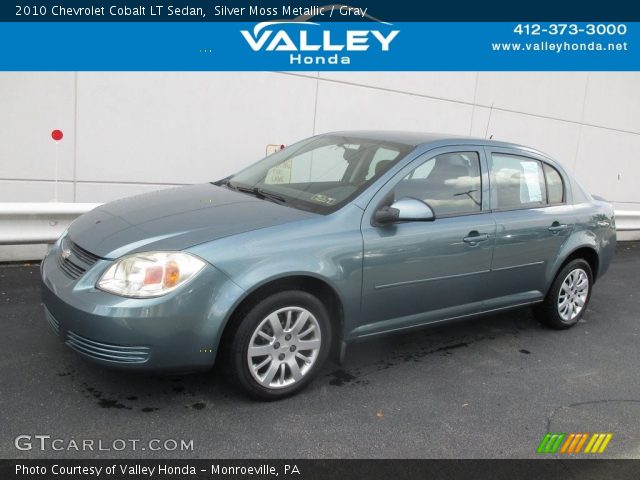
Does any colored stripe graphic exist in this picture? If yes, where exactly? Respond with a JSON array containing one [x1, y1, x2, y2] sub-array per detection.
[[559, 433, 575, 453], [560, 433, 589, 453], [537, 433, 566, 453], [584, 433, 613, 453], [537, 433, 612, 454], [574, 433, 590, 453]]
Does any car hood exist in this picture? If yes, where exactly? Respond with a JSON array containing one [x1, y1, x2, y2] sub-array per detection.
[[68, 183, 317, 259]]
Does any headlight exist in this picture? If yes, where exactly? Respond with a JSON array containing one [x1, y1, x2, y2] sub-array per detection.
[[97, 251, 206, 298]]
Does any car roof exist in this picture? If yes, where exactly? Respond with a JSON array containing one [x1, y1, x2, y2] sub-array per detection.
[[326, 130, 548, 157]]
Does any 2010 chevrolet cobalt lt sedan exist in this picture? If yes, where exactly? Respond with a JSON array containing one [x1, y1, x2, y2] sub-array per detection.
[[41, 132, 616, 399]]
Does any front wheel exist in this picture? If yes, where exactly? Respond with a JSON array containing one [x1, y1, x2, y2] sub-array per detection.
[[225, 290, 332, 400], [534, 259, 593, 330]]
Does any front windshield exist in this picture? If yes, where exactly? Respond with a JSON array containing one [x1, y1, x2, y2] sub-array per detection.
[[222, 134, 414, 214]]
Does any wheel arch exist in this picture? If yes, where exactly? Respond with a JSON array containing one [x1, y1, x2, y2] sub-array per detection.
[[215, 273, 346, 365], [547, 244, 600, 299], [561, 246, 599, 280]]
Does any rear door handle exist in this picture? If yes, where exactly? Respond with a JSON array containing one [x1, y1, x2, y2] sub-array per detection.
[[548, 222, 568, 234], [463, 232, 490, 244]]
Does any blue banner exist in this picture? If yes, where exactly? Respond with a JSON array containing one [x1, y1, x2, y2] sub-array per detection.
[[3, 1, 637, 22], [0, 21, 636, 70]]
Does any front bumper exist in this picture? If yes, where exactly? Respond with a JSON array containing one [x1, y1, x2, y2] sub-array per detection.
[[40, 243, 244, 371]]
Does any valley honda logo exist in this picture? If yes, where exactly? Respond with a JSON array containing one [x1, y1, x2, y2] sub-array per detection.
[[240, 21, 400, 65]]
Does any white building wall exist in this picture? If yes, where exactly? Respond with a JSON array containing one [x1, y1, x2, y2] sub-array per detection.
[[0, 71, 638, 210]]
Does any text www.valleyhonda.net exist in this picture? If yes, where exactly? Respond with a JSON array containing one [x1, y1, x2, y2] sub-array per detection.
[[492, 40, 629, 53]]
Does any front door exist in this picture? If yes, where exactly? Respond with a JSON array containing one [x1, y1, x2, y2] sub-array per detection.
[[356, 147, 496, 338]]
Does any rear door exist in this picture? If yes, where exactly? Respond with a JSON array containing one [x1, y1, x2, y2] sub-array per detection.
[[485, 147, 574, 308]]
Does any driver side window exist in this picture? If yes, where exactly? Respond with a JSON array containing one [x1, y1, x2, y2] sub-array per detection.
[[392, 151, 482, 217]]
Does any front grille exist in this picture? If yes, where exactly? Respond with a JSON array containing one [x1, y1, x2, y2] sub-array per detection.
[[57, 254, 85, 279], [44, 307, 59, 335], [65, 331, 150, 364], [70, 241, 101, 265], [57, 236, 101, 280]]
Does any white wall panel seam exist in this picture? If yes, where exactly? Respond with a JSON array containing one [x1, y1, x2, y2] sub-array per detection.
[[468, 72, 480, 136], [279, 72, 640, 136], [312, 71, 320, 135], [571, 72, 591, 174]]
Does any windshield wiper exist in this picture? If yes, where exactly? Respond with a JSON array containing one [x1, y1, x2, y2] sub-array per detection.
[[254, 188, 288, 205], [218, 179, 288, 205], [218, 178, 236, 189], [228, 183, 288, 205]]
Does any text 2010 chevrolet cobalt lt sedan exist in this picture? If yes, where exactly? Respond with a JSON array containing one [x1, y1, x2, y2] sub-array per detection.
[[41, 132, 616, 399]]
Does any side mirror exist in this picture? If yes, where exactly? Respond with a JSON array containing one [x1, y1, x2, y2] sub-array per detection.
[[374, 197, 435, 226], [373, 205, 400, 225]]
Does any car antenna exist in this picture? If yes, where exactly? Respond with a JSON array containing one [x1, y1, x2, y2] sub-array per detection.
[[484, 103, 494, 139]]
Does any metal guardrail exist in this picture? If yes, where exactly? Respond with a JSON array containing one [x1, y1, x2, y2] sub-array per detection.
[[615, 210, 640, 232], [0, 202, 101, 245], [0, 203, 638, 247]]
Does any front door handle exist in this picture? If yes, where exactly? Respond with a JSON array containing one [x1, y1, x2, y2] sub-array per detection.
[[463, 231, 489, 245], [548, 222, 568, 234]]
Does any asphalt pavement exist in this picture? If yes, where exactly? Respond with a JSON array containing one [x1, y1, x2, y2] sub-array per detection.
[[1, 242, 639, 459]]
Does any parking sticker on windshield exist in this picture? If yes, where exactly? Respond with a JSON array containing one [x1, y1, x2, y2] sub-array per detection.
[[310, 194, 337, 205]]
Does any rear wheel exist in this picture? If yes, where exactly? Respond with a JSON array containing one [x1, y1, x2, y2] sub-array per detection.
[[225, 290, 331, 400], [534, 259, 593, 329]]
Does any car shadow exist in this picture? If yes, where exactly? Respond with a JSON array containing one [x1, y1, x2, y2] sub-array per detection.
[[51, 305, 544, 412]]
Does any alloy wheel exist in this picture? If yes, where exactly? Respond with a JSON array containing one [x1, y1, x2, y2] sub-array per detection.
[[557, 268, 589, 322], [246, 306, 322, 389]]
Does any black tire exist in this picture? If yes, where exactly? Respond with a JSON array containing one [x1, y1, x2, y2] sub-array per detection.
[[533, 259, 593, 330], [224, 290, 332, 400]]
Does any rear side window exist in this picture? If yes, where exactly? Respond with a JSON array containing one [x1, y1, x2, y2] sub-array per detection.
[[492, 154, 547, 210], [543, 163, 565, 204]]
